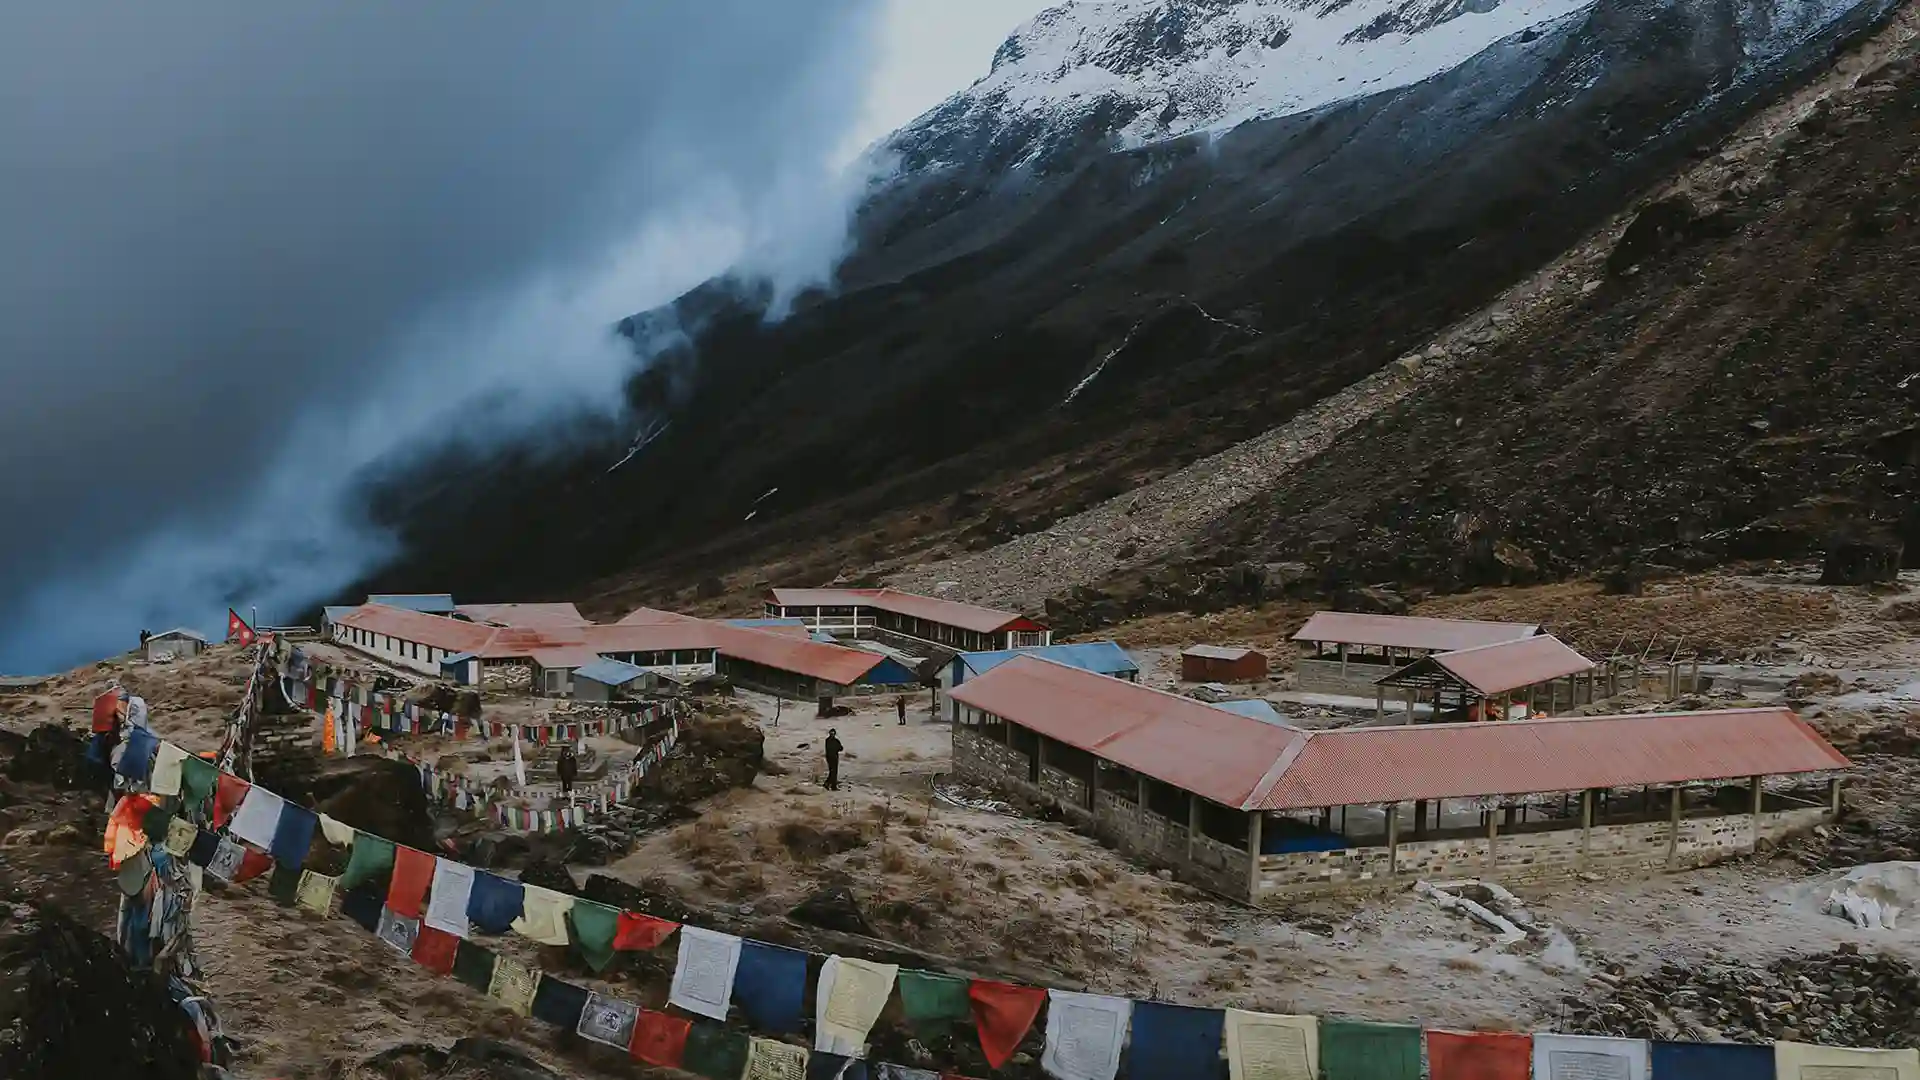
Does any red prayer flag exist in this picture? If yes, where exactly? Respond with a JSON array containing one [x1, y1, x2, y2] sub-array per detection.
[[213, 773, 251, 829], [387, 846, 435, 919], [629, 1009, 691, 1068], [1428, 1031, 1533, 1080], [226, 609, 256, 646], [968, 979, 1046, 1070], [232, 846, 274, 884], [614, 912, 680, 951], [92, 689, 122, 733], [410, 925, 460, 975]]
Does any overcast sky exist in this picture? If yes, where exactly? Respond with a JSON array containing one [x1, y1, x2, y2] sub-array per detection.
[[0, 0, 1056, 673], [846, 0, 1057, 156]]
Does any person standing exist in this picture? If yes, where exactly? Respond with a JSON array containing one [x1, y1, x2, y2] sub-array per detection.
[[895, 694, 907, 726], [556, 745, 578, 799], [823, 728, 843, 791]]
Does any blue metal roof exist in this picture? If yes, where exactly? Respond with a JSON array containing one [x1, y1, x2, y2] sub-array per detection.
[[956, 642, 1138, 680], [725, 618, 807, 628], [367, 593, 457, 613], [810, 631, 838, 644], [441, 652, 477, 666], [574, 658, 646, 686], [855, 657, 921, 686], [1212, 699, 1287, 726]]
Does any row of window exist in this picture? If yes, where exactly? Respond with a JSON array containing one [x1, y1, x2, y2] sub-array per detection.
[[336, 625, 447, 667]]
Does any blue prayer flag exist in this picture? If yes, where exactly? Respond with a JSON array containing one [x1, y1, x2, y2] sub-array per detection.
[[341, 887, 383, 933], [1651, 1041, 1774, 1079], [1126, 1001, 1225, 1080], [270, 804, 318, 870], [116, 725, 159, 782], [467, 871, 525, 935], [733, 940, 810, 1034]]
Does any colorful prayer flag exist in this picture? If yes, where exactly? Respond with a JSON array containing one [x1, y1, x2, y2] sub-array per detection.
[[577, 991, 640, 1049], [1532, 1034, 1648, 1080], [671, 926, 744, 1021], [684, 1023, 752, 1080], [735, 940, 811, 1034], [816, 956, 898, 1058], [295, 870, 337, 916], [566, 899, 621, 973], [487, 956, 539, 1016], [530, 975, 590, 1029], [1319, 1019, 1420, 1080], [424, 859, 475, 939], [386, 846, 435, 919], [452, 939, 497, 993], [631, 1009, 693, 1069], [1648, 1041, 1773, 1080], [1224, 1009, 1317, 1080], [1127, 1001, 1226, 1080], [1775, 1041, 1919, 1079], [411, 925, 460, 975], [212, 773, 251, 829], [1427, 1031, 1531, 1080], [270, 804, 318, 870], [615, 910, 680, 950], [746, 1037, 809, 1080], [968, 980, 1046, 1071], [1042, 990, 1130, 1080], [898, 971, 972, 1039], [510, 885, 574, 946]]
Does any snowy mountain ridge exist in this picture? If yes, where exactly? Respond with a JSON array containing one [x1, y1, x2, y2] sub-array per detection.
[[884, 0, 1596, 173], [881, 0, 1881, 178]]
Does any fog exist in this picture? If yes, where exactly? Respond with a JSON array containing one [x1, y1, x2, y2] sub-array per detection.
[[0, 2, 886, 672]]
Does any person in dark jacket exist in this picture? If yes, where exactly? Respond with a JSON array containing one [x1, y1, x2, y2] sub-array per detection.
[[895, 695, 908, 725], [556, 746, 578, 798], [823, 729, 843, 791]]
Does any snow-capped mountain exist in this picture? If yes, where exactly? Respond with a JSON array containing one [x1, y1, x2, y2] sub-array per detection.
[[882, 0, 1881, 177]]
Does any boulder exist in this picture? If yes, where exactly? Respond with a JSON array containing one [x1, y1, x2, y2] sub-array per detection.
[[1332, 585, 1408, 616], [1822, 533, 1904, 585]]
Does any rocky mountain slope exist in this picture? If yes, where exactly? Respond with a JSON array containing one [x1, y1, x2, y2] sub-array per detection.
[[368, 0, 1906, 618]]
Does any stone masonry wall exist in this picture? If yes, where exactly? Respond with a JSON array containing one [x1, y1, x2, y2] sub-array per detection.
[[1255, 808, 1832, 900], [1294, 659, 1395, 696]]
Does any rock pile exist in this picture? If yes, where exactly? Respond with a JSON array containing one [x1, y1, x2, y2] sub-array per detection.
[[1565, 945, 1920, 1048]]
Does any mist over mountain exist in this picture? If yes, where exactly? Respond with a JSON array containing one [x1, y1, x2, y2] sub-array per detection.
[[0, 1, 886, 672]]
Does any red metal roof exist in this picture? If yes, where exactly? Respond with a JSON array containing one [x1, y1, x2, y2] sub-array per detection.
[[1252, 709, 1850, 810], [1183, 645, 1265, 661], [337, 605, 498, 654], [1381, 634, 1595, 696], [948, 657, 1308, 809], [529, 647, 602, 669], [455, 602, 589, 628], [949, 656, 1848, 811], [584, 621, 729, 654], [617, 607, 883, 684], [769, 587, 1042, 635], [1292, 612, 1539, 652]]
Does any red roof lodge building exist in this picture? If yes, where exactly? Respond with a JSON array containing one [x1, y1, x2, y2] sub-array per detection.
[[948, 657, 1849, 902], [764, 588, 1051, 653]]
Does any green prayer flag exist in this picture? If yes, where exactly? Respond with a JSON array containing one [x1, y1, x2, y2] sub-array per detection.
[[338, 833, 395, 891], [566, 899, 620, 973], [179, 757, 217, 815], [268, 863, 302, 907], [452, 940, 498, 994], [682, 1022, 750, 1080], [1321, 1019, 1423, 1080], [897, 969, 972, 1037], [140, 802, 174, 845]]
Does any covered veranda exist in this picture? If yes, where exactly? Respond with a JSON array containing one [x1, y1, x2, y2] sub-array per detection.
[[1372, 633, 1600, 724]]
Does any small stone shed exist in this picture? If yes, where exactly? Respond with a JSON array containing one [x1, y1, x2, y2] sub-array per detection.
[[1180, 645, 1268, 683], [571, 658, 647, 703], [142, 628, 207, 662]]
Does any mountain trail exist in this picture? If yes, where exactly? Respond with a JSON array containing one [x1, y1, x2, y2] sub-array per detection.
[[886, 2, 1920, 614]]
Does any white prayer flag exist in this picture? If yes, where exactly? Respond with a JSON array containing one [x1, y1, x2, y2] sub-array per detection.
[[1776, 1042, 1920, 1080], [424, 859, 476, 939], [1041, 990, 1131, 1080], [1532, 1034, 1649, 1080], [813, 955, 899, 1058], [149, 741, 190, 797], [669, 925, 743, 1021], [228, 787, 286, 849], [318, 813, 356, 847], [1225, 1009, 1317, 1080]]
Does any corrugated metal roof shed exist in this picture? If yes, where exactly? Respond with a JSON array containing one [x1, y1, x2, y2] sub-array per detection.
[[958, 642, 1139, 680], [455, 602, 589, 628], [1254, 708, 1850, 810], [1292, 612, 1538, 652], [1379, 634, 1594, 696], [574, 658, 646, 686], [338, 605, 497, 654], [1183, 644, 1263, 661], [951, 659, 1849, 812], [950, 657, 1307, 809], [323, 606, 358, 622], [718, 624, 887, 685], [529, 647, 601, 669], [366, 593, 458, 614], [148, 627, 209, 644], [769, 587, 1042, 634]]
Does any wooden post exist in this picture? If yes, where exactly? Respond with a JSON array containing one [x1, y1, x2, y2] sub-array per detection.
[[1138, 774, 1149, 833], [1829, 776, 1844, 818], [1414, 800, 1429, 839], [1404, 690, 1416, 726], [1579, 789, 1593, 863], [1246, 811, 1264, 902], [1186, 794, 1199, 862], [1749, 774, 1763, 816], [1547, 678, 1558, 715], [1666, 786, 1683, 868], [1485, 806, 1499, 874], [1339, 644, 1349, 677], [1376, 684, 1386, 723], [1387, 803, 1400, 877]]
